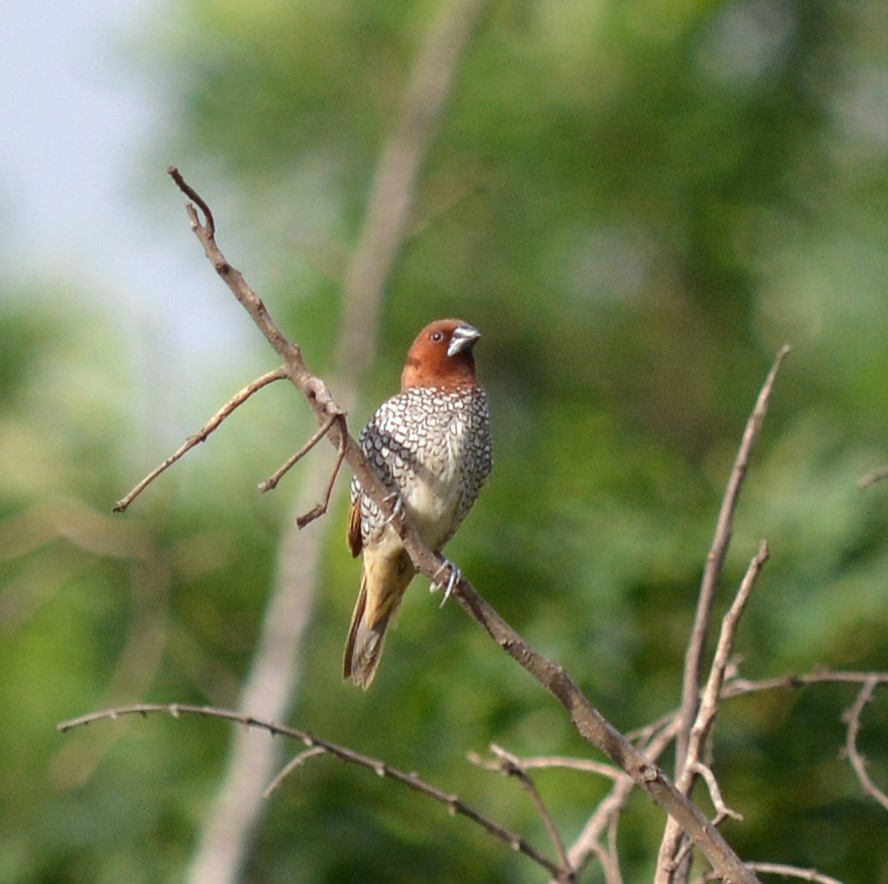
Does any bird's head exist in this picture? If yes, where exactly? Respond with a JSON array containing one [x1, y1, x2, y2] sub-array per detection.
[[400, 319, 482, 390]]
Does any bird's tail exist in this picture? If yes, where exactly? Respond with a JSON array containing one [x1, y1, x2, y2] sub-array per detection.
[[343, 553, 414, 689]]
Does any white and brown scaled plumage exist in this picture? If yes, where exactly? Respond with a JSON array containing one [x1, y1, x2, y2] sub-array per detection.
[[344, 319, 493, 688]]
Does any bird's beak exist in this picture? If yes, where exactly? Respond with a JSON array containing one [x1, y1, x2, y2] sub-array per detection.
[[447, 324, 481, 357]]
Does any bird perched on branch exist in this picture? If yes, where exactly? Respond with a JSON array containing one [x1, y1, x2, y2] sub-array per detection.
[[344, 318, 493, 688]]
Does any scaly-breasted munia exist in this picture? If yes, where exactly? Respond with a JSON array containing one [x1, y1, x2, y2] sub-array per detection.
[[343, 319, 493, 688]]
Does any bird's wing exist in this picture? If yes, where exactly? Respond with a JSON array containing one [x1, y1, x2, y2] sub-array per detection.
[[347, 496, 363, 558]]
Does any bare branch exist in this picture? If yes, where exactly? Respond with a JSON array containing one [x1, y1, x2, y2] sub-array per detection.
[[183, 6, 495, 877], [658, 541, 771, 873], [565, 706, 680, 877], [699, 542, 770, 724], [722, 670, 888, 700], [655, 350, 786, 883], [444, 566, 759, 881], [58, 704, 566, 879], [689, 762, 743, 825], [259, 413, 338, 493], [114, 367, 288, 512], [843, 675, 888, 811], [110, 170, 759, 882], [168, 165, 215, 236], [514, 755, 623, 780], [263, 747, 326, 798], [474, 744, 574, 878], [566, 776, 634, 881], [858, 464, 888, 489], [604, 814, 624, 884], [295, 421, 348, 529], [676, 347, 790, 772], [741, 863, 844, 884]]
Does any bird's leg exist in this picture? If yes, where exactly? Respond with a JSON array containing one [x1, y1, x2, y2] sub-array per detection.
[[431, 559, 462, 607]]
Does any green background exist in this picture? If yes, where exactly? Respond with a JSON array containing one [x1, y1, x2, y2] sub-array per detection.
[[2, 0, 886, 881]]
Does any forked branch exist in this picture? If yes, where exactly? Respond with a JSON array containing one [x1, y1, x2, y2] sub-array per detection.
[[677, 347, 790, 772], [114, 366, 287, 512], [658, 542, 771, 877], [57, 704, 567, 880], [843, 676, 888, 811], [98, 171, 759, 883]]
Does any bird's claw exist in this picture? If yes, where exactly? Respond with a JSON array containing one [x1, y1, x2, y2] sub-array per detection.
[[431, 560, 462, 607], [382, 493, 404, 528]]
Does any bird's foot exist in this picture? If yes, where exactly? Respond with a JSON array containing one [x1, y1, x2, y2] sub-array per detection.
[[431, 559, 462, 607], [382, 493, 405, 528]]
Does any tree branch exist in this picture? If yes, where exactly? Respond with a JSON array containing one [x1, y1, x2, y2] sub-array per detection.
[[565, 709, 680, 878], [842, 675, 888, 811], [657, 542, 770, 877], [676, 347, 789, 774], [858, 464, 888, 489], [102, 170, 759, 882], [57, 704, 567, 880], [258, 412, 338, 493], [176, 5, 495, 880], [703, 863, 845, 884], [445, 550, 758, 882], [470, 744, 573, 877], [722, 669, 888, 699], [114, 367, 287, 512]]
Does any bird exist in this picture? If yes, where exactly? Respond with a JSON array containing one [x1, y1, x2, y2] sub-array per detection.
[[343, 318, 493, 688]]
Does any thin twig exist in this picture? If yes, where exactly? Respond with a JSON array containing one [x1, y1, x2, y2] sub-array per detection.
[[659, 348, 788, 884], [691, 541, 770, 762], [657, 541, 770, 879], [689, 761, 743, 825], [843, 676, 888, 811], [477, 744, 573, 878], [604, 812, 624, 884], [676, 347, 790, 771], [259, 413, 338, 493], [565, 778, 634, 882], [168, 166, 215, 236], [263, 746, 326, 798], [516, 755, 623, 780], [697, 864, 844, 884], [858, 464, 888, 489], [57, 704, 565, 879], [295, 420, 348, 529], [743, 863, 844, 884], [471, 749, 620, 781], [722, 670, 888, 700], [124, 171, 759, 884], [114, 367, 288, 512]]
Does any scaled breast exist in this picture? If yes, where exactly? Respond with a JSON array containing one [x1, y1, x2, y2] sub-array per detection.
[[352, 385, 492, 551]]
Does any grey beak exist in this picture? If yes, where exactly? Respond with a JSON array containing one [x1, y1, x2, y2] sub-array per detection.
[[447, 324, 481, 357]]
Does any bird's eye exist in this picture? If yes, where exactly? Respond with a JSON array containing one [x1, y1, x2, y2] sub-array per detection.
[[430, 330, 445, 343]]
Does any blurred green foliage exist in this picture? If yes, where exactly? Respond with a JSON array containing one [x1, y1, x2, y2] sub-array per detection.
[[2, 0, 887, 881]]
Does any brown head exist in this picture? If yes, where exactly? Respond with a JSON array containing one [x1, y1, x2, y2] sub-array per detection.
[[400, 319, 483, 391]]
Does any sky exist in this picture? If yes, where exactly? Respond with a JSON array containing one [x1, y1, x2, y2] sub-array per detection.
[[1, 0, 251, 405]]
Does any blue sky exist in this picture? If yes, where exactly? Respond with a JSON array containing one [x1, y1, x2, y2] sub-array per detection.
[[1, 0, 250, 397]]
